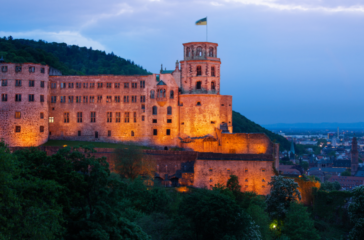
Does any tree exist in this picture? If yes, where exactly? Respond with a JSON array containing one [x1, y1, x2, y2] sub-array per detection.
[[348, 185, 364, 239], [114, 143, 155, 180], [320, 181, 341, 191], [227, 175, 241, 193], [281, 202, 320, 240], [266, 176, 301, 220], [300, 161, 309, 171], [247, 204, 273, 240], [341, 170, 351, 176], [179, 189, 262, 240]]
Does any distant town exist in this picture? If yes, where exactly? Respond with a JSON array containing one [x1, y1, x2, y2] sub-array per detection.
[[271, 128, 364, 190]]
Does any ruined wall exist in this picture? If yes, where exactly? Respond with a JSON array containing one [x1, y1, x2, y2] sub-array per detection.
[[193, 157, 275, 195], [48, 74, 180, 147], [0, 63, 49, 147], [219, 133, 273, 154], [179, 94, 232, 139]]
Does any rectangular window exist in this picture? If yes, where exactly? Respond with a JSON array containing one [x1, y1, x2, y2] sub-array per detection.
[[51, 82, 57, 88], [133, 112, 137, 123], [132, 82, 137, 88], [142, 115, 145, 121], [68, 82, 74, 88], [106, 83, 112, 88], [108, 130, 111, 137], [140, 95, 146, 103], [115, 83, 120, 88], [98, 82, 103, 88], [78, 131, 81, 136], [15, 126, 21, 133], [77, 112, 82, 123], [107, 112, 112, 123], [106, 96, 112, 103], [64, 112, 69, 123], [141, 104, 145, 113], [116, 112, 121, 122], [97, 95, 102, 103], [40, 112, 44, 119], [49, 117, 54, 123], [1, 66, 8, 72], [15, 66, 21, 72], [41, 81, 45, 88], [83, 83, 88, 88], [83, 96, 88, 103], [76, 83, 81, 88], [1, 94, 7, 102], [29, 66, 35, 72], [114, 96, 120, 103], [68, 96, 74, 103], [124, 83, 129, 88], [131, 96, 137, 103], [153, 129, 158, 136], [76, 96, 81, 103], [1, 80, 7, 86], [90, 83, 95, 88], [60, 96, 66, 103], [123, 96, 129, 103], [40, 95, 44, 102], [28, 94, 35, 102], [140, 80, 145, 88], [40, 126, 44, 133], [41, 68, 45, 73], [51, 96, 56, 103], [15, 80, 22, 87], [91, 112, 96, 122], [29, 80, 35, 87], [125, 112, 129, 123], [60, 83, 66, 89], [167, 119, 172, 123], [15, 112, 21, 119], [166, 129, 171, 135], [153, 119, 157, 123], [90, 96, 95, 103]]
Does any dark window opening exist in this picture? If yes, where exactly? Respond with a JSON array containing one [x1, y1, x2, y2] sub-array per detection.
[[181, 122, 184, 125], [170, 90, 174, 99], [41, 81, 45, 88], [15, 126, 21, 132], [78, 131, 81, 136], [167, 106, 172, 115], [196, 66, 202, 76], [196, 102, 201, 106], [211, 82, 216, 90], [166, 129, 171, 135], [196, 81, 202, 89], [41, 68, 45, 73], [28, 94, 34, 102], [40, 126, 44, 132], [131, 131, 134, 136], [152, 106, 157, 115], [153, 129, 158, 135], [108, 130, 111, 137], [153, 119, 157, 123], [95, 131, 98, 138], [2, 94, 7, 102], [164, 146, 168, 150], [211, 121, 215, 124], [167, 119, 172, 123], [29, 80, 35, 87], [211, 67, 215, 77]]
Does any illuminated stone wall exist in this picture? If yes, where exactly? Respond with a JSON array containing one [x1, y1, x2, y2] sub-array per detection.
[[48, 74, 180, 147], [0, 63, 49, 147]]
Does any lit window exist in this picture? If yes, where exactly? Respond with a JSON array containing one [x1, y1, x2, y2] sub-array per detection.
[[49, 117, 54, 123], [15, 112, 21, 119]]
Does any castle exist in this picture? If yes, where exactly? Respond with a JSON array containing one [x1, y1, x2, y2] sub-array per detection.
[[0, 42, 280, 194]]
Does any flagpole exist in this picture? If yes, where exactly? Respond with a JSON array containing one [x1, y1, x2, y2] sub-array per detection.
[[206, 16, 208, 42]]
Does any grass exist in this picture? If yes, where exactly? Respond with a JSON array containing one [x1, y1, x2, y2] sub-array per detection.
[[42, 140, 152, 149]]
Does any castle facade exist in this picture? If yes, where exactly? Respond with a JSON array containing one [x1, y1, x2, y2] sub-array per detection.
[[0, 41, 281, 194]]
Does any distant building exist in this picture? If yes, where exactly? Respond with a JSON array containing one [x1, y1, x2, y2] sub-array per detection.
[[351, 137, 359, 174], [279, 165, 300, 177], [328, 176, 364, 190]]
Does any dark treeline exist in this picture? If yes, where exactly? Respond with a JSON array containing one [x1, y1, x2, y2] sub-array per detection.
[[1, 143, 362, 240], [233, 111, 291, 151], [0, 36, 150, 76]]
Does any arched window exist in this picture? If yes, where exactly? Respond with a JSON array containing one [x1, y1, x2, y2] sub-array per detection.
[[152, 106, 157, 115], [211, 81, 216, 90], [196, 66, 202, 76], [196, 47, 202, 57], [150, 90, 155, 99], [209, 47, 214, 57], [211, 67, 215, 77], [186, 47, 190, 57], [196, 81, 202, 90], [131, 131, 134, 136], [170, 90, 174, 99], [167, 106, 172, 115]]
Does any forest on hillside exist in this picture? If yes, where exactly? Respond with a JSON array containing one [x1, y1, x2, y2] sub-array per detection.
[[233, 111, 291, 151], [0, 36, 150, 75]]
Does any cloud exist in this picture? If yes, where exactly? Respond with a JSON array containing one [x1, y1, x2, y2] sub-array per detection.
[[225, 0, 364, 13], [0, 30, 106, 51]]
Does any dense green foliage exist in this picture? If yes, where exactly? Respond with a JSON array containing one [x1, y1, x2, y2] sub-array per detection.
[[232, 111, 290, 151], [0, 36, 150, 75], [348, 186, 364, 239]]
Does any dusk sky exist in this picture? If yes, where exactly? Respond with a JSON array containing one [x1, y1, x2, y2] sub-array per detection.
[[2, 0, 364, 125]]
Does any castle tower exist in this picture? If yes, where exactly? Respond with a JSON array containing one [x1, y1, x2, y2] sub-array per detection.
[[351, 136, 359, 174], [180, 42, 220, 94], [178, 42, 232, 139], [0, 62, 50, 146]]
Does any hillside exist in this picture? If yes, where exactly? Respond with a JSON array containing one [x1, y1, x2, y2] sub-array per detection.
[[233, 111, 290, 150], [0, 36, 150, 75]]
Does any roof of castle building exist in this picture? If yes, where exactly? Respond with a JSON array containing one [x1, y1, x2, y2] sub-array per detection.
[[157, 80, 167, 85], [160, 70, 174, 74]]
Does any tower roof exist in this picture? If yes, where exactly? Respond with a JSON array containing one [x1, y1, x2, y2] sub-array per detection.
[[290, 141, 295, 154]]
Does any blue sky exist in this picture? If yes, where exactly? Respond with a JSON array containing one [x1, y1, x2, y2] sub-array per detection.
[[1, 0, 364, 124]]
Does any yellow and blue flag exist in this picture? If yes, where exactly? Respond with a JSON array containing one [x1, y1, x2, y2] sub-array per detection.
[[195, 17, 207, 25]]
